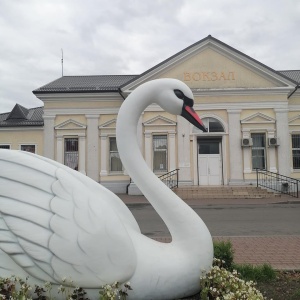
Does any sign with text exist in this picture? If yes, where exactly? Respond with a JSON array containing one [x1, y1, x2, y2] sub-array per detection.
[[183, 71, 235, 82]]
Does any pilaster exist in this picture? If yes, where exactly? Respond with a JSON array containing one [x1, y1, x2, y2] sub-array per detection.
[[275, 108, 290, 176], [227, 109, 243, 184]]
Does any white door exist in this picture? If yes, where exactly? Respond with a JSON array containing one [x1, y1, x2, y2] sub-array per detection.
[[198, 141, 222, 185]]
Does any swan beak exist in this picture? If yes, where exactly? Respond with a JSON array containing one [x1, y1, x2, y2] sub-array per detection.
[[181, 105, 207, 132]]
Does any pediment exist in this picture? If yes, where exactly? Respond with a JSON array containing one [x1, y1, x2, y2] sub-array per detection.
[[289, 115, 300, 126], [241, 113, 275, 124], [99, 119, 117, 129], [55, 119, 87, 130], [121, 35, 295, 92], [143, 115, 176, 126]]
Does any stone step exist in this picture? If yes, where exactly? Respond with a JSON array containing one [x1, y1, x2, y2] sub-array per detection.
[[173, 186, 280, 199]]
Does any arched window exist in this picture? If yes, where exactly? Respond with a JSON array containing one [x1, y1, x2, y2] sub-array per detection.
[[193, 117, 224, 133]]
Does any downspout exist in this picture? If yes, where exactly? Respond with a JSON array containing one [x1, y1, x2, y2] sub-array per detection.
[[118, 87, 126, 100], [288, 84, 300, 99], [118, 87, 131, 193]]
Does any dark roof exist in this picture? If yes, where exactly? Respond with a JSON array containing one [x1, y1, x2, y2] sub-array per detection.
[[278, 70, 300, 84], [33, 75, 137, 94], [0, 104, 44, 127]]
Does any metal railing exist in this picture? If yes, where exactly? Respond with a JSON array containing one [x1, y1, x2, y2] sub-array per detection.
[[256, 169, 299, 198], [158, 169, 179, 189]]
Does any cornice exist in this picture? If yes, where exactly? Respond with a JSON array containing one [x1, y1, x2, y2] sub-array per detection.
[[0, 127, 43, 131], [43, 108, 119, 116], [192, 87, 293, 97], [34, 92, 122, 102]]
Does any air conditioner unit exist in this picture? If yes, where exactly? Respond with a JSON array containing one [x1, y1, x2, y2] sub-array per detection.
[[268, 137, 279, 146], [241, 138, 253, 147]]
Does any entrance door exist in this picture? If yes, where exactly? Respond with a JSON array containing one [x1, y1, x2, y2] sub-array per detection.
[[198, 140, 222, 185]]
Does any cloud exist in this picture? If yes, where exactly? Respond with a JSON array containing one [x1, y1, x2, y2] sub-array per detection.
[[0, 0, 299, 113]]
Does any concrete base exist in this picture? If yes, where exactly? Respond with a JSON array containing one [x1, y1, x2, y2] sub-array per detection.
[[101, 180, 129, 194], [128, 182, 143, 195]]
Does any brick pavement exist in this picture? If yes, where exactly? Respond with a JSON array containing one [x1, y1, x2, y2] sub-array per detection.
[[119, 194, 300, 270]]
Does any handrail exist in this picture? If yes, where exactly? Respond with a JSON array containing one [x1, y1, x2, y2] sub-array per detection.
[[158, 169, 179, 189], [256, 169, 299, 198]]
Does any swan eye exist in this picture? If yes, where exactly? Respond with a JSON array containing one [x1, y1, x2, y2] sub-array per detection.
[[174, 89, 184, 99], [174, 89, 194, 107]]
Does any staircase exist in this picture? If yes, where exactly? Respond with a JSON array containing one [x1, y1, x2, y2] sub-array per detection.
[[174, 186, 280, 200]]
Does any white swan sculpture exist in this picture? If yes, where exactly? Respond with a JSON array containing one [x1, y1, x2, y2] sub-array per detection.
[[0, 78, 213, 299]]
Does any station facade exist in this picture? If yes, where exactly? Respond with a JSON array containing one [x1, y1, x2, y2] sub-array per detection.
[[1, 35, 300, 194]]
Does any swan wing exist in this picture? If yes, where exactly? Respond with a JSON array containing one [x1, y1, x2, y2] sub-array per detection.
[[0, 150, 137, 286]]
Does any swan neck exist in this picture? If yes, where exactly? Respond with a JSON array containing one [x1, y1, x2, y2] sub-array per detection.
[[116, 90, 211, 244]]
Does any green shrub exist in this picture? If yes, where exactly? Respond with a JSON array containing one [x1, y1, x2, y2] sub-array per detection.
[[213, 240, 234, 270], [233, 263, 276, 282]]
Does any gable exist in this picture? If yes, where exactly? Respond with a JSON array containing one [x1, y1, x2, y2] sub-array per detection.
[[143, 115, 176, 127], [99, 119, 117, 129], [241, 113, 275, 124], [122, 36, 295, 92], [289, 115, 300, 126], [55, 119, 87, 130]]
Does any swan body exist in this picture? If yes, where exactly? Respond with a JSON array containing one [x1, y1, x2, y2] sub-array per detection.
[[0, 78, 213, 299]]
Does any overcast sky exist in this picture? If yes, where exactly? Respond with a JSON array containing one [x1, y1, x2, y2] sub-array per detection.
[[0, 0, 299, 113]]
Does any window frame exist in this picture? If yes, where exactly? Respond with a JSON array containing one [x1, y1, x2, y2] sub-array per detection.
[[152, 134, 168, 173], [251, 133, 266, 170], [292, 134, 300, 170], [19, 144, 36, 153], [109, 136, 123, 173], [0, 144, 11, 149], [64, 137, 79, 170]]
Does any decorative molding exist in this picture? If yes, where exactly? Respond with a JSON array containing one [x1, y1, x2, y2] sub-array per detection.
[[143, 115, 177, 127], [241, 112, 275, 124], [55, 119, 87, 130], [99, 119, 117, 129]]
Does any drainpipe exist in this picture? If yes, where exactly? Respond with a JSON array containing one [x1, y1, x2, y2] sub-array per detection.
[[118, 87, 126, 100], [288, 84, 300, 99]]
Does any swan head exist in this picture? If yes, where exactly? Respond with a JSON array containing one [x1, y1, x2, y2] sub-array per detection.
[[147, 79, 207, 132]]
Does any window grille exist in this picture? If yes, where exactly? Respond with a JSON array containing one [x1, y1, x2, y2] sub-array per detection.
[[0, 145, 10, 149], [251, 133, 266, 170], [64, 138, 78, 170], [20, 145, 35, 153], [292, 134, 300, 169], [153, 135, 168, 172], [109, 137, 122, 172]]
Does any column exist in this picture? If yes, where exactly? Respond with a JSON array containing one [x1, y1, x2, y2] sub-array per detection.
[[177, 117, 192, 185], [43, 115, 55, 159], [144, 132, 152, 168], [275, 108, 291, 176], [242, 129, 252, 174], [267, 130, 277, 173], [86, 114, 99, 181], [100, 134, 108, 176], [56, 135, 63, 164], [227, 109, 244, 184], [168, 132, 176, 171], [78, 135, 86, 174]]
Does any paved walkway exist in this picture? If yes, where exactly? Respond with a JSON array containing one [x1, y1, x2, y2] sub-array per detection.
[[118, 194, 300, 270]]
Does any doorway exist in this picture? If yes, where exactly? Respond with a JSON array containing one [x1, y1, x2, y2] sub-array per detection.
[[198, 139, 222, 185]]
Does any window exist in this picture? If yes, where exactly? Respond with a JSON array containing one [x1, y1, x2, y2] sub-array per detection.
[[109, 137, 122, 172], [251, 133, 266, 170], [20, 144, 35, 153], [292, 134, 300, 169], [153, 135, 167, 172], [0, 145, 10, 149], [64, 138, 78, 170], [193, 117, 224, 133]]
